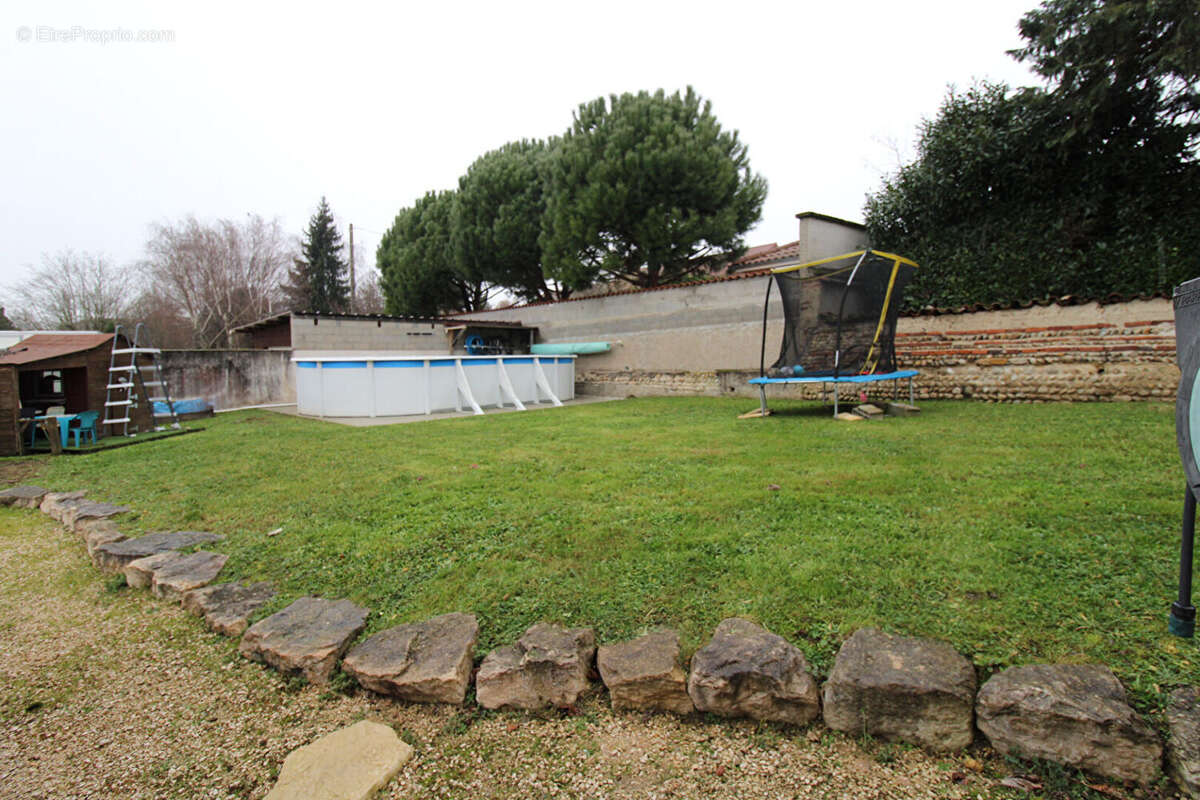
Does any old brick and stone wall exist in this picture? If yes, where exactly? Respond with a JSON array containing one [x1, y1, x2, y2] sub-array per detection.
[[891, 318, 1177, 402], [711, 319, 1178, 404]]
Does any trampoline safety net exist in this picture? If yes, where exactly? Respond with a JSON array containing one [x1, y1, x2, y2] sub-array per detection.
[[766, 250, 916, 378]]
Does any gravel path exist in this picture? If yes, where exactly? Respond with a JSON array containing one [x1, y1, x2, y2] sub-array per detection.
[[0, 508, 1169, 799]]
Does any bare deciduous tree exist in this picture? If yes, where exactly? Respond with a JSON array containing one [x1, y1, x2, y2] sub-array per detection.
[[354, 268, 387, 314], [127, 291, 195, 349], [143, 215, 292, 348], [7, 250, 133, 331]]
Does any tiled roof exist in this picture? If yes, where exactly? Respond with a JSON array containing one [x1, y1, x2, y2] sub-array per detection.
[[0, 333, 114, 365], [737, 243, 782, 262], [734, 240, 804, 267], [908, 291, 1171, 317]]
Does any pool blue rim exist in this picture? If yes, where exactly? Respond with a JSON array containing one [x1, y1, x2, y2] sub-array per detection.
[[295, 356, 575, 368]]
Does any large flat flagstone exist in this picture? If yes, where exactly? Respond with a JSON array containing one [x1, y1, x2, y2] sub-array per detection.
[[124, 551, 186, 589], [342, 612, 478, 705], [92, 531, 223, 574], [182, 581, 275, 637], [39, 491, 86, 520], [151, 551, 228, 599], [265, 719, 411, 800], [239, 596, 369, 685], [63, 500, 131, 531], [0, 485, 49, 508]]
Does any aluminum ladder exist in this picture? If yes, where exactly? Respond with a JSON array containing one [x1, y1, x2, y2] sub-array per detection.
[[103, 323, 181, 436]]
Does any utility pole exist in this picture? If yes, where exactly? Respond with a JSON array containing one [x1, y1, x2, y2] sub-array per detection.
[[348, 223, 356, 314]]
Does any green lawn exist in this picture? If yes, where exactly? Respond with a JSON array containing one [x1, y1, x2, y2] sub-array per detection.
[[31, 398, 1195, 709]]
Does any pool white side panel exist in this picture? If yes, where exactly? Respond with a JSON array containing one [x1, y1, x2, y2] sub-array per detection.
[[293, 356, 576, 418]]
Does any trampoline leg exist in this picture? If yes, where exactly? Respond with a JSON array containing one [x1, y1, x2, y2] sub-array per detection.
[[1171, 486, 1197, 637], [909, 377, 914, 406], [833, 383, 839, 416], [758, 385, 767, 417]]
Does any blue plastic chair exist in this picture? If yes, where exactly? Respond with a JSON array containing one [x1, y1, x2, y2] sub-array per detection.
[[69, 411, 99, 447]]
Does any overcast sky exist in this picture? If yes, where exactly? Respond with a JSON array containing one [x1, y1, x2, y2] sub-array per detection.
[[1, 0, 1042, 294]]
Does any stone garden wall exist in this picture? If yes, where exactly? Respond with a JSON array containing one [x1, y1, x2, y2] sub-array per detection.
[[893, 316, 1178, 402]]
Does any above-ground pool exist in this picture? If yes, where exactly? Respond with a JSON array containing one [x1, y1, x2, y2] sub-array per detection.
[[293, 354, 576, 417]]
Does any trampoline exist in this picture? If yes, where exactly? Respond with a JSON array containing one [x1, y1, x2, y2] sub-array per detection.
[[749, 249, 919, 416]]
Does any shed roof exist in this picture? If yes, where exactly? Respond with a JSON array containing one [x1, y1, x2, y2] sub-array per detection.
[[231, 310, 532, 334], [0, 333, 114, 365]]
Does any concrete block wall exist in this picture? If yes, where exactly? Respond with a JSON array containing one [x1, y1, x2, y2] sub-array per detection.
[[290, 317, 445, 352], [454, 273, 786, 373], [160, 350, 295, 410]]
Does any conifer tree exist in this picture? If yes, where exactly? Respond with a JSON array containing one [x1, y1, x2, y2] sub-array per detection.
[[541, 87, 767, 289], [286, 197, 349, 313]]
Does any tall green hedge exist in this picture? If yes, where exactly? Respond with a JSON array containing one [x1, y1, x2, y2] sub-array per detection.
[[865, 83, 1200, 312]]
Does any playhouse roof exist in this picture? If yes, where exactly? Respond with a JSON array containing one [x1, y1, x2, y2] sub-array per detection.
[[0, 333, 114, 365]]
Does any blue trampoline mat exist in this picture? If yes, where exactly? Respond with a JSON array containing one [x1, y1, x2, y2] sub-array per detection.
[[748, 369, 918, 385]]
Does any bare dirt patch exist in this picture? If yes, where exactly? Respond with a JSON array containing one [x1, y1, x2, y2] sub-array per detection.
[[0, 459, 45, 487]]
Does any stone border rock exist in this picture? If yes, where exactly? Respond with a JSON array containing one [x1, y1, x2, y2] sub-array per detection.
[[239, 596, 369, 685], [183, 581, 275, 637], [822, 627, 976, 752], [125, 551, 187, 589], [977, 664, 1162, 785], [8, 483, 1188, 794], [688, 617, 820, 725], [343, 612, 478, 705], [598, 628, 693, 715], [477, 622, 596, 710], [93, 530, 225, 574], [0, 485, 49, 508]]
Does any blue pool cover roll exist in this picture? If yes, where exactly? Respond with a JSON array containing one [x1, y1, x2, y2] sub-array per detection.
[[530, 342, 609, 355], [153, 398, 212, 415]]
